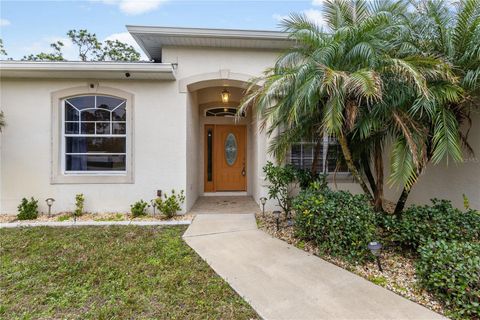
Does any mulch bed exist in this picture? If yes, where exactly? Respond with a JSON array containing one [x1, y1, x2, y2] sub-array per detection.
[[0, 212, 193, 223], [256, 211, 447, 316]]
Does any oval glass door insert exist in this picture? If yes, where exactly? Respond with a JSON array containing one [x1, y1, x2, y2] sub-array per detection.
[[225, 133, 238, 166]]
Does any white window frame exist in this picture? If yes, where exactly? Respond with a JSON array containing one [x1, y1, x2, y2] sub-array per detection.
[[51, 85, 134, 184], [61, 96, 127, 175], [289, 133, 350, 176]]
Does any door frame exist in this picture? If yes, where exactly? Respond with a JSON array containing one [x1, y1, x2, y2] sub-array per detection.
[[204, 124, 247, 192]]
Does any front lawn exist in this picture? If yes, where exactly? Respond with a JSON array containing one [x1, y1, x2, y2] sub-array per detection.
[[0, 226, 258, 319]]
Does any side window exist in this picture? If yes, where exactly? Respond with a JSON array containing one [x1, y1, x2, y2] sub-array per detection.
[[63, 95, 127, 173], [290, 136, 349, 174]]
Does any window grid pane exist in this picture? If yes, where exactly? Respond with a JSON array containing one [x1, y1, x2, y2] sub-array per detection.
[[289, 137, 349, 174], [63, 95, 127, 172]]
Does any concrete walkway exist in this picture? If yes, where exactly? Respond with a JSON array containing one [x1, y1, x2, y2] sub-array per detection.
[[184, 213, 445, 320]]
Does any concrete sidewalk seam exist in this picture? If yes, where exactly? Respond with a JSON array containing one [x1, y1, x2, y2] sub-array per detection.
[[182, 228, 259, 238]]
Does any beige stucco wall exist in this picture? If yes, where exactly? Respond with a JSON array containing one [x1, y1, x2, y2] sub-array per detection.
[[1, 45, 477, 214], [0, 78, 187, 214], [384, 108, 480, 210]]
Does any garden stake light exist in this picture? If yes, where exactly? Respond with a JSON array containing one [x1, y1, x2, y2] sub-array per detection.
[[273, 210, 281, 231], [45, 198, 55, 217], [150, 199, 156, 216], [260, 197, 267, 216], [368, 241, 383, 272]]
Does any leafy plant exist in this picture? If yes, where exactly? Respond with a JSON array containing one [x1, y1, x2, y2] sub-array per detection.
[[263, 161, 297, 215], [155, 190, 185, 219], [385, 199, 480, 249], [130, 200, 149, 218], [295, 168, 328, 191], [74, 193, 85, 218], [293, 184, 377, 262], [417, 240, 480, 318], [17, 197, 39, 220]]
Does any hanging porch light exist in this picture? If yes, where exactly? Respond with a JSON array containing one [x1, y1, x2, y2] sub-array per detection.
[[221, 88, 230, 104]]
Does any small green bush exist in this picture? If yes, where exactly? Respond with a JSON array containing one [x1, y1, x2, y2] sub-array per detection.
[[130, 200, 149, 217], [155, 190, 185, 219], [387, 199, 480, 249], [263, 161, 297, 214], [293, 183, 377, 262], [74, 193, 85, 217], [17, 197, 39, 220], [417, 240, 480, 318]]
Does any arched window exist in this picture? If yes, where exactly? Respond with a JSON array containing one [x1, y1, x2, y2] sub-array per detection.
[[205, 107, 245, 117], [63, 95, 127, 172]]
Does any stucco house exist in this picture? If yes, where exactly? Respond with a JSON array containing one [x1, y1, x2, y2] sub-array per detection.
[[0, 26, 478, 214]]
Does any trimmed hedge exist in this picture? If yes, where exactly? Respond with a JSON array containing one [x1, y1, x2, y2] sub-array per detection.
[[385, 199, 480, 249], [417, 240, 480, 318], [293, 183, 377, 262]]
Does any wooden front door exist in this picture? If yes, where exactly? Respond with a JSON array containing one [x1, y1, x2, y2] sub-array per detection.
[[204, 125, 247, 192]]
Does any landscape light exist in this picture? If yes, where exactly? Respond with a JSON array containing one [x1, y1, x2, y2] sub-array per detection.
[[260, 197, 267, 215], [150, 199, 156, 216], [45, 198, 55, 217], [273, 210, 281, 231], [368, 241, 383, 272]]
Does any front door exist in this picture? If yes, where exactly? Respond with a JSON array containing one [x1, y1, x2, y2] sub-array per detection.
[[205, 125, 246, 192]]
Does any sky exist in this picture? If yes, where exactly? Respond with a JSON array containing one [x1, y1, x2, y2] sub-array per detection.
[[0, 0, 325, 61]]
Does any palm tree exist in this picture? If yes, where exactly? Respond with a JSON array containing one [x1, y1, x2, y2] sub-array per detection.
[[390, 0, 480, 214], [240, 0, 460, 210]]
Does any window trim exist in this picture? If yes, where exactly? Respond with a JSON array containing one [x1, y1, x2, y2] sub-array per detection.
[[289, 133, 350, 176], [61, 95, 127, 175], [51, 85, 134, 184]]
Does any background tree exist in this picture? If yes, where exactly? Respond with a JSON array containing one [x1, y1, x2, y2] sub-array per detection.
[[67, 29, 102, 61], [23, 29, 141, 62], [0, 111, 5, 132], [0, 39, 7, 56], [23, 41, 65, 61], [99, 39, 141, 61]]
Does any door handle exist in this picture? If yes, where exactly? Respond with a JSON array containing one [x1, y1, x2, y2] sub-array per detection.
[[242, 161, 246, 176]]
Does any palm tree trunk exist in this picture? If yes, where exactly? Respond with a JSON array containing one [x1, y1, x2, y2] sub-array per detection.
[[394, 187, 411, 216], [337, 132, 373, 200], [361, 154, 377, 198], [311, 140, 322, 175], [373, 141, 384, 212]]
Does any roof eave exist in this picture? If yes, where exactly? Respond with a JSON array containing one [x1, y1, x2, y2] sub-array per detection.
[[0, 61, 176, 80]]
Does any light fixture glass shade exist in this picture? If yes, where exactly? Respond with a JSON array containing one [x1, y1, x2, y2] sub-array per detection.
[[221, 89, 230, 103], [260, 197, 267, 205], [45, 198, 55, 206], [368, 241, 382, 256]]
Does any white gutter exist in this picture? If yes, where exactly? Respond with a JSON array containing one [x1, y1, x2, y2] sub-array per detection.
[[0, 60, 176, 80]]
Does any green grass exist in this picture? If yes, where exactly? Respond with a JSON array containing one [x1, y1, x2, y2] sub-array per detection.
[[0, 226, 258, 320], [56, 215, 71, 222], [368, 275, 388, 287]]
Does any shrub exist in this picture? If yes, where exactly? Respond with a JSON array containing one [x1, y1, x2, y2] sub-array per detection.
[[155, 190, 185, 219], [294, 168, 328, 191], [417, 240, 480, 318], [17, 197, 39, 220], [74, 193, 85, 217], [293, 184, 377, 262], [387, 199, 480, 249], [130, 200, 149, 217], [263, 161, 297, 214]]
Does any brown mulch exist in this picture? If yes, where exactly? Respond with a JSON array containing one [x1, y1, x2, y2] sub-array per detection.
[[0, 212, 194, 223], [256, 211, 446, 316]]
